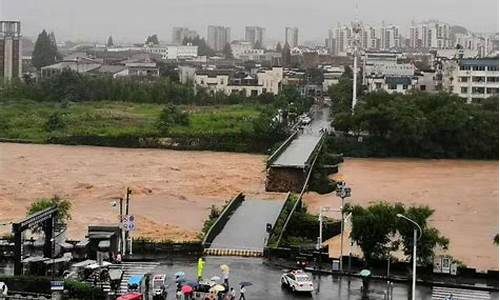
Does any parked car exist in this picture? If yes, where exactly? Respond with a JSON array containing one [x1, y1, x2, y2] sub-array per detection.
[[280, 270, 314, 293]]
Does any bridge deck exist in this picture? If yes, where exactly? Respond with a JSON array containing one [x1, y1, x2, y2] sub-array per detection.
[[271, 134, 322, 168], [210, 199, 285, 251]]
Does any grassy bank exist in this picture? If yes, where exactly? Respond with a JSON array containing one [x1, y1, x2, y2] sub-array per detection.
[[0, 99, 276, 152]]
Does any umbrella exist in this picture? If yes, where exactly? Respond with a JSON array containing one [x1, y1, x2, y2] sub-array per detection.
[[182, 280, 199, 288], [174, 271, 185, 278], [360, 269, 371, 277], [220, 264, 230, 274], [210, 276, 221, 281], [209, 284, 226, 293], [181, 285, 193, 294], [239, 281, 253, 287]]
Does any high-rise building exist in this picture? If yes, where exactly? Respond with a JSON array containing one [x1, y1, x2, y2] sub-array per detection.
[[172, 27, 198, 45], [207, 25, 231, 51], [380, 24, 400, 49], [245, 26, 265, 47], [0, 21, 21, 81], [285, 27, 299, 47], [409, 21, 451, 49]]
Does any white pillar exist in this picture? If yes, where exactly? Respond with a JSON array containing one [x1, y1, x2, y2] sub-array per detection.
[[412, 228, 417, 300]]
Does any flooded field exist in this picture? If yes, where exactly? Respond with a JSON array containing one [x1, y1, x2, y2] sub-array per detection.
[[0, 143, 497, 270]]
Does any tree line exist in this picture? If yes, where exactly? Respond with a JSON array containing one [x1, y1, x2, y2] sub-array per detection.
[[328, 72, 499, 159]]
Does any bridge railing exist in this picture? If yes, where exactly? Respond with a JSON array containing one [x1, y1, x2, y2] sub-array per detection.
[[273, 132, 327, 247], [202, 193, 245, 248], [266, 130, 298, 168]]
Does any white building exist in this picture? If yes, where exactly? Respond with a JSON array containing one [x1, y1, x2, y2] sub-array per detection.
[[144, 44, 198, 60], [380, 24, 401, 49], [191, 67, 283, 97], [230, 41, 264, 60], [366, 76, 418, 94], [448, 58, 499, 103], [362, 51, 414, 84], [321, 65, 345, 91]]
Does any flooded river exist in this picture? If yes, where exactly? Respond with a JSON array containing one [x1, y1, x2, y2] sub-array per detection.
[[0, 143, 497, 270]]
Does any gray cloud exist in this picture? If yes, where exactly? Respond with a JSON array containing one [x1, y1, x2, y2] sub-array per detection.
[[1, 0, 498, 43]]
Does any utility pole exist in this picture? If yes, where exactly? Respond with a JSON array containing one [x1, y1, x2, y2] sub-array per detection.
[[397, 214, 422, 300], [336, 180, 351, 273], [351, 15, 361, 113], [125, 187, 132, 256]]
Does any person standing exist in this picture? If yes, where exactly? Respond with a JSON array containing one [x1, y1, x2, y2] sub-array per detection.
[[229, 288, 236, 300], [239, 286, 246, 300], [223, 271, 229, 288]]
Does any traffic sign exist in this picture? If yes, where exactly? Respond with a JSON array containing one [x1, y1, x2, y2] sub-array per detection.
[[50, 280, 64, 291]]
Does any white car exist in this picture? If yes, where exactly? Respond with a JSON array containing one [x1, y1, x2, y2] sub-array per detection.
[[280, 270, 314, 293]]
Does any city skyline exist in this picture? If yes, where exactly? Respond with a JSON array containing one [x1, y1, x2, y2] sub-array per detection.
[[1, 0, 498, 43]]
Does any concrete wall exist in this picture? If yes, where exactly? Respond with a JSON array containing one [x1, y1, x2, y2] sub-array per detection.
[[265, 167, 306, 193]]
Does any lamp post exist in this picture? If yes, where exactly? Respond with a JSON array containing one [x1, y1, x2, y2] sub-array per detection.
[[396, 213, 422, 300], [336, 181, 351, 273]]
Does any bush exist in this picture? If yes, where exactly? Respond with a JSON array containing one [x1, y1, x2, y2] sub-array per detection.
[[64, 279, 106, 300]]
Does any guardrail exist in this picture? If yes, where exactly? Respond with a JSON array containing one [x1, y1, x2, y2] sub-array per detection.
[[274, 132, 327, 247], [266, 131, 298, 168], [202, 193, 245, 247]]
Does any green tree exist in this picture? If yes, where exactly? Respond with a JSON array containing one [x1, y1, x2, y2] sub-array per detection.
[[107, 35, 114, 47], [346, 202, 404, 264], [222, 43, 233, 59], [27, 195, 72, 228], [32, 30, 61, 70], [396, 206, 449, 265], [145, 34, 159, 45], [157, 104, 190, 133], [44, 112, 66, 132]]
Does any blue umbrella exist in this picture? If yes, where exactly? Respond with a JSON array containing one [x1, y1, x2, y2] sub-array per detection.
[[175, 271, 185, 278]]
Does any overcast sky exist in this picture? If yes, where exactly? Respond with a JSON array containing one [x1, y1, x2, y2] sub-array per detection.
[[1, 0, 498, 44]]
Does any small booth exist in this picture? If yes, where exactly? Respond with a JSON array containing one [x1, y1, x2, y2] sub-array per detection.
[[87, 225, 121, 260]]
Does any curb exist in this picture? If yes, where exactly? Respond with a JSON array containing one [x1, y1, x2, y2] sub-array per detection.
[[204, 248, 263, 257]]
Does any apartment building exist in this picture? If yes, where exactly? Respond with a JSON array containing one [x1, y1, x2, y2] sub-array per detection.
[[245, 26, 265, 47], [207, 26, 231, 52], [449, 58, 499, 103]]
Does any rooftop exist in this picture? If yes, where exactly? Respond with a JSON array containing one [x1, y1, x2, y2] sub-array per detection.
[[460, 58, 499, 67]]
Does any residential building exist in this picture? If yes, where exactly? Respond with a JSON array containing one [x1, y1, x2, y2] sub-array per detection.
[[449, 58, 499, 103], [186, 66, 283, 96], [230, 41, 263, 60], [362, 51, 414, 84], [409, 21, 451, 49], [366, 76, 418, 94], [380, 24, 400, 49], [321, 65, 345, 92], [144, 44, 198, 60], [0, 20, 22, 81], [40, 57, 102, 78], [207, 26, 231, 52], [245, 26, 265, 47], [171, 27, 198, 45], [285, 27, 299, 48]]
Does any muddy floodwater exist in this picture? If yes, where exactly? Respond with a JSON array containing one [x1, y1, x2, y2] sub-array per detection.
[[0, 143, 498, 270], [304, 158, 499, 272]]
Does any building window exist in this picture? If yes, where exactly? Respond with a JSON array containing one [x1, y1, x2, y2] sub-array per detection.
[[375, 82, 382, 89], [420, 85, 426, 91], [460, 87, 468, 93], [487, 77, 499, 82], [472, 66, 486, 71], [488, 66, 499, 71], [388, 84, 397, 90], [460, 77, 468, 82], [472, 76, 485, 82], [487, 88, 499, 94], [251, 90, 258, 96], [472, 87, 485, 94], [460, 65, 470, 71], [403, 84, 408, 90]]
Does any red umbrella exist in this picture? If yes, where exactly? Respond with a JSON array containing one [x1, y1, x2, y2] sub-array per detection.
[[181, 284, 193, 294]]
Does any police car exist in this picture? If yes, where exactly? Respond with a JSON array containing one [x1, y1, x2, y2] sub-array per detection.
[[280, 270, 314, 293]]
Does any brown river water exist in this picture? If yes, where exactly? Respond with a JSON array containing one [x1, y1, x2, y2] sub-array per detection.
[[0, 143, 497, 270]]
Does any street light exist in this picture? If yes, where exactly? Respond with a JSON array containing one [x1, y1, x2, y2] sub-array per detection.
[[396, 213, 422, 300], [336, 181, 351, 273]]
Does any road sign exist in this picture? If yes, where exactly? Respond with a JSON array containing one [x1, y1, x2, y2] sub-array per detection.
[[122, 215, 136, 231], [50, 280, 64, 291]]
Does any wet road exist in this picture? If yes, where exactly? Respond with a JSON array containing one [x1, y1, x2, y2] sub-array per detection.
[[152, 256, 444, 300], [271, 106, 330, 168], [210, 199, 285, 250]]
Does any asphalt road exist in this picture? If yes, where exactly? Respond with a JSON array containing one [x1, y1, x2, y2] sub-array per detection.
[[150, 256, 498, 300], [210, 199, 285, 250], [271, 106, 330, 168]]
